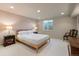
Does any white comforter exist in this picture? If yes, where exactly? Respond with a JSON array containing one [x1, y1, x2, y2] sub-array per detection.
[[17, 33, 49, 45]]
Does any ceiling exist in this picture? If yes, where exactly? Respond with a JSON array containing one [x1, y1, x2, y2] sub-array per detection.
[[0, 3, 75, 20], [71, 4, 79, 17]]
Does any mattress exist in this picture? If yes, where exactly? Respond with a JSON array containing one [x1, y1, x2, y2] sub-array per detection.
[[17, 33, 49, 45]]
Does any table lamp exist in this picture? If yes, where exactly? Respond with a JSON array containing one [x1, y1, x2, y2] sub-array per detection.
[[6, 25, 13, 34]]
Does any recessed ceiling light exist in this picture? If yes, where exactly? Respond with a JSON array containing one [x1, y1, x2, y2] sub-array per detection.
[[37, 10, 40, 13], [10, 6, 14, 9], [61, 12, 64, 15]]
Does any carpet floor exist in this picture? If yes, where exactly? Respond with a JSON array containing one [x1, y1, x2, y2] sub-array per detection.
[[0, 39, 69, 56]]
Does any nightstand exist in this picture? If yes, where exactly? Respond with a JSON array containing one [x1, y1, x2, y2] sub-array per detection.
[[3, 35, 15, 47]]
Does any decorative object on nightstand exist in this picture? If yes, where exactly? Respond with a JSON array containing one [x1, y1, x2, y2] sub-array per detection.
[[3, 35, 15, 47], [6, 25, 16, 35], [6, 25, 13, 35]]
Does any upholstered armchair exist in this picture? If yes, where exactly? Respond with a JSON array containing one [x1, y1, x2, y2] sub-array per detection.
[[63, 29, 78, 40]]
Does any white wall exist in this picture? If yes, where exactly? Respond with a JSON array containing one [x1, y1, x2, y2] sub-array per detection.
[[37, 16, 76, 39], [0, 10, 37, 31]]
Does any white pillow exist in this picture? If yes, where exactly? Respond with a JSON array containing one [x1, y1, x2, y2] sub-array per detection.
[[18, 30, 34, 35]]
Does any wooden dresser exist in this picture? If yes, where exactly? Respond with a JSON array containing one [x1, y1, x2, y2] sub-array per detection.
[[68, 37, 79, 56]]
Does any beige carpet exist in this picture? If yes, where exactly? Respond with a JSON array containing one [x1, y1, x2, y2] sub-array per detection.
[[0, 39, 69, 56]]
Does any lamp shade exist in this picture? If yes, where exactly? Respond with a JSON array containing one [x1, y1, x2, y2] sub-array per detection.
[[34, 26, 38, 30]]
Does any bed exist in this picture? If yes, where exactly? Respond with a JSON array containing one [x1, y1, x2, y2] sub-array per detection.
[[16, 29, 50, 52]]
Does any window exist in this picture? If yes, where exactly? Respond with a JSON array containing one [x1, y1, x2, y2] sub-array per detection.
[[43, 20, 53, 31]]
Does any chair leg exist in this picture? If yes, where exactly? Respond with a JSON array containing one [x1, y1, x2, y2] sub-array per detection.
[[68, 45, 71, 56]]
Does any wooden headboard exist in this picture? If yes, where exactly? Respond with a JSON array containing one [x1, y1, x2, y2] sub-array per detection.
[[16, 29, 32, 35]]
